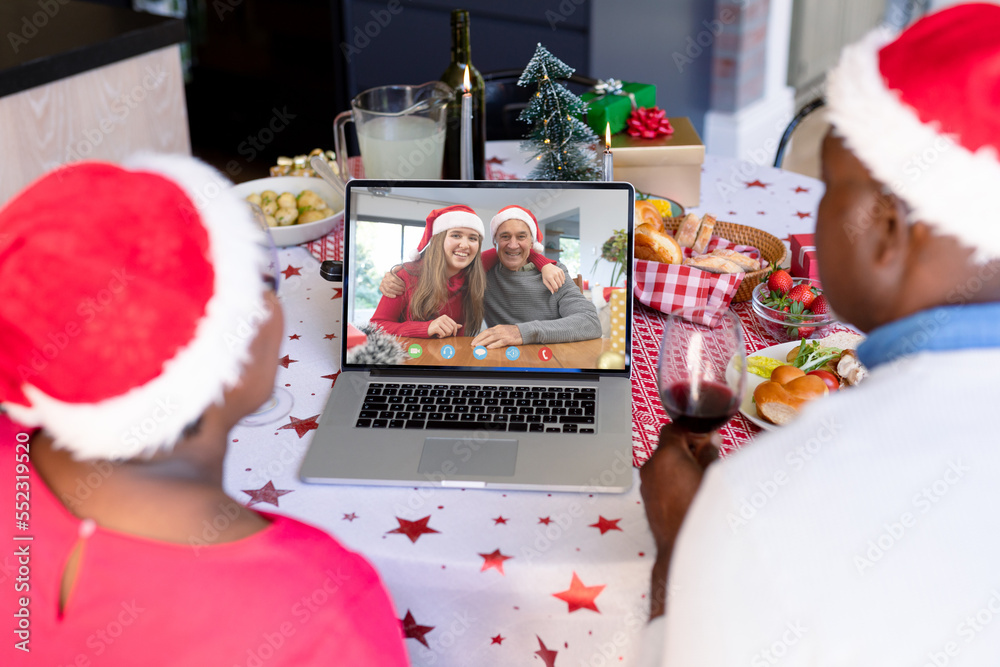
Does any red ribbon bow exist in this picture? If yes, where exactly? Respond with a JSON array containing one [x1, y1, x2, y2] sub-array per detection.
[[626, 106, 674, 139]]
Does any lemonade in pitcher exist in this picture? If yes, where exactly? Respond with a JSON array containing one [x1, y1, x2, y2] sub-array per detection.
[[357, 116, 446, 179]]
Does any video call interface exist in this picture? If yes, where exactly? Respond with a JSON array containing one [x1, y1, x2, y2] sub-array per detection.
[[344, 183, 633, 371]]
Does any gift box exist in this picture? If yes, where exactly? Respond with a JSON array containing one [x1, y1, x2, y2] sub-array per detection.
[[581, 81, 656, 136], [609, 288, 628, 355], [610, 117, 704, 207], [790, 233, 820, 281]]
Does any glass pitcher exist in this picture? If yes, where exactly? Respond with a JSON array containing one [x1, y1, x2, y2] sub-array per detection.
[[334, 82, 452, 181]]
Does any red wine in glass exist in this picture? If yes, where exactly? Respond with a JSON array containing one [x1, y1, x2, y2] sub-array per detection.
[[659, 380, 740, 434], [657, 306, 746, 434]]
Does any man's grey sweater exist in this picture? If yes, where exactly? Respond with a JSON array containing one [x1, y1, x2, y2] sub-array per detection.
[[483, 261, 602, 344]]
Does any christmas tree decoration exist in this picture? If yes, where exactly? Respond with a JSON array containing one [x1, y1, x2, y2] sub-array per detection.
[[517, 44, 601, 181]]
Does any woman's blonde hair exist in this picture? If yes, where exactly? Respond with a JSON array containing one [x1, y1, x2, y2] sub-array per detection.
[[406, 230, 485, 335]]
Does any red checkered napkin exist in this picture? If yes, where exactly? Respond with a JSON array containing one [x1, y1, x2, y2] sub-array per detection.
[[633, 236, 764, 316]]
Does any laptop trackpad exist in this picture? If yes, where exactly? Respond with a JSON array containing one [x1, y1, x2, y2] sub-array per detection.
[[417, 438, 518, 477]]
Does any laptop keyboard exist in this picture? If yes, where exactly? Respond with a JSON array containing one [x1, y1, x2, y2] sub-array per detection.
[[355, 383, 597, 434]]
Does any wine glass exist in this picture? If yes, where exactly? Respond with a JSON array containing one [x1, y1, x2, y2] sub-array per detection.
[[239, 203, 294, 426], [657, 306, 746, 434]]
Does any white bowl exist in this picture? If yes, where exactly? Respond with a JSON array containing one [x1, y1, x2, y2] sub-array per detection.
[[230, 176, 344, 247]]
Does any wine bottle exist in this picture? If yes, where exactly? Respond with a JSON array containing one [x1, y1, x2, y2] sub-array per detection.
[[440, 9, 486, 180]]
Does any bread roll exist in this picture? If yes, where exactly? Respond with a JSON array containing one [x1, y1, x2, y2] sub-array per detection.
[[754, 373, 828, 425], [710, 248, 760, 272], [691, 214, 716, 254], [635, 222, 683, 264], [682, 255, 743, 274], [675, 213, 701, 248], [634, 200, 665, 233]]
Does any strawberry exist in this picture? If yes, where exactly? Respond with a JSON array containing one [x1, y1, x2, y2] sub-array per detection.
[[797, 326, 816, 339], [786, 284, 816, 309], [767, 269, 793, 295], [810, 294, 830, 316]]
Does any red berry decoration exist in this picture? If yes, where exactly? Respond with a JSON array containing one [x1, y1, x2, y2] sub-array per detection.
[[787, 284, 816, 309], [810, 294, 830, 316], [766, 269, 793, 295]]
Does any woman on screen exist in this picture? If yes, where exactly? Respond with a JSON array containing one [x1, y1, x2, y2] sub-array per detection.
[[370, 205, 490, 338]]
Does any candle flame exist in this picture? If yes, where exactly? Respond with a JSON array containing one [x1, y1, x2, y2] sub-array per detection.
[[605, 122, 611, 148], [463, 66, 471, 92]]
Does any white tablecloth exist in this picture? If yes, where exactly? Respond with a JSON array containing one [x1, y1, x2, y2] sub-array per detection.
[[223, 154, 824, 666]]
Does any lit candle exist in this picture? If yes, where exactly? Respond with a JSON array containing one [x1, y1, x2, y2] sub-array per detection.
[[460, 66, 473, 180], [603, 122, 614, 182]]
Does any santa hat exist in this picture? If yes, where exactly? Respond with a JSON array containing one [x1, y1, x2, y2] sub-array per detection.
[[0, 154, 270, 460], [410, 204, 485, 260], [826, 3, 1000, 261], [489, 205, 545, 253]]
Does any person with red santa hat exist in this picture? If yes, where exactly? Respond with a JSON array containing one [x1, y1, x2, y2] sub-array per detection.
[[637, 4, 1000, 665], [0, 156, 409, 665]]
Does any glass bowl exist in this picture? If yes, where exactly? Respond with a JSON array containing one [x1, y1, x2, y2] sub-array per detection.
[[750, 279, 836, 342]]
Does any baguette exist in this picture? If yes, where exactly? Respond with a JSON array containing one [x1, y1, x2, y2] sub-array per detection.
[[691, 214, 716, 254], [682, 255, 743, 274], [709, 248, 760, 272], [674, 213, 701, 248], [635, 223, 683, 264]]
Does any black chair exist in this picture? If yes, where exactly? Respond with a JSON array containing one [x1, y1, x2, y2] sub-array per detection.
[[483, 69, 598, 141], [773, 97, 826, 169]]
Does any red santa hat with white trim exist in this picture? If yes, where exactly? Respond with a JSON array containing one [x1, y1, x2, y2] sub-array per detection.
[[410, 204, 485, 260], [489, 205, 544, 253], [826, 2, 1000, 262], [0, 154, 271, 460]]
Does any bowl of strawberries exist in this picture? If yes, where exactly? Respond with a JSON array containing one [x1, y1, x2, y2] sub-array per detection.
[[750, 270, 836, 341]]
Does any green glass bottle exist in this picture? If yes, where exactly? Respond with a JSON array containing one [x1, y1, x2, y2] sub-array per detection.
[[440, 9, 486, 180]]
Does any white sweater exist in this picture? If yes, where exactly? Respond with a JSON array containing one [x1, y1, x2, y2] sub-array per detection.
[[641, 347, 1000, 666]]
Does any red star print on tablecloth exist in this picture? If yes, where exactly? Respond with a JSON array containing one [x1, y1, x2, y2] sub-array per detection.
[[387, 516, 440, 543], [745, 179, 769, 188], [242, 481, 292, 507], [400, 610, 434, 648], [534, 636, 558, 667], [491, 634, 505, 645], [278, 414, 320, 438], [553, 572, 605, 613], [287, 334, 301, 340], [343, 512, 358, 521], [281, 265, 302, 279], [330, 287, 343, 300], [795, 211, 812, 219], [589, 516, 623, 535], [278, 355, 297, 368], [538, 516, 552, 525], [324, 332, 337, 340], [479, 549, 513, 575], [486, 156, 507, 165], [321, 371, 341, 388], [493, 515, 509, 525], [794, 186, 810, 193]]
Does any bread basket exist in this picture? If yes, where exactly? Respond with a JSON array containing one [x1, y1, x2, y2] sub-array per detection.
[[661, 217, 786, 302]]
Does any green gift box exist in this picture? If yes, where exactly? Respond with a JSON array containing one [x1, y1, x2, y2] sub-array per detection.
[[580, 81, 656, 135]]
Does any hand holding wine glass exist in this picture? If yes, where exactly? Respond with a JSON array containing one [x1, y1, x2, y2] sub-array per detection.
[[657, 306, 747, 437]]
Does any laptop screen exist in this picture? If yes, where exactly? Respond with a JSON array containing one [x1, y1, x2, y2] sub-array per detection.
[[341, 180, 634, 375]]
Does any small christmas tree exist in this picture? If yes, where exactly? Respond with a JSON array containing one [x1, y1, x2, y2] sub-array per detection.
[[518, 44, 601, 181]]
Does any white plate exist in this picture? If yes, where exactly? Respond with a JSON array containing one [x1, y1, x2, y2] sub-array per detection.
[[230, 176, 345, 247], [728, 341, 801, 431]]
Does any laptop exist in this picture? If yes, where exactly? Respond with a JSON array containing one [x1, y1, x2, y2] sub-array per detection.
[[299, 179, 635, 493]]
